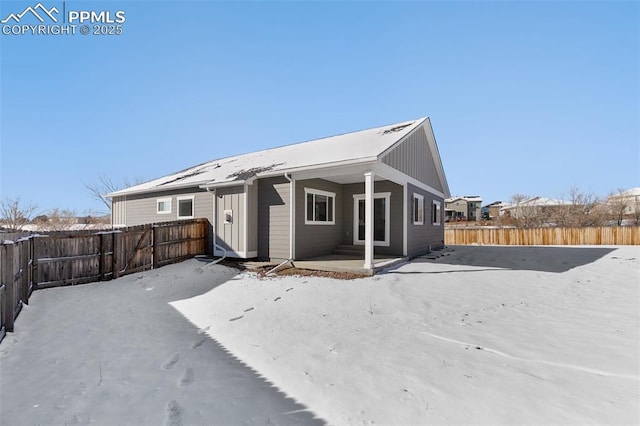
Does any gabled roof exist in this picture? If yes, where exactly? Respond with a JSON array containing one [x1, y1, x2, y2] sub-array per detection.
[[108, 117, 438, 197], [502, 197, 571, 209]]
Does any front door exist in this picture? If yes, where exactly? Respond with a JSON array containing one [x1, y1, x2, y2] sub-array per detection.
[[353, 193, 390, 246]]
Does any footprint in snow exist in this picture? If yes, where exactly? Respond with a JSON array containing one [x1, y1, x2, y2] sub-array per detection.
[[244, 307, 254, 312], [286, 288, 293, 292], [162, 353, 180, 370], [178, 368, 194, 387], [274, 297, 281, 302], [164, 400, 183, 426], [192, 338, 206, 349], [229, 315, 244, 322]]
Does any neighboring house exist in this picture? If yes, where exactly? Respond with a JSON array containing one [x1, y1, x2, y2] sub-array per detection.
[[107, 117, 450, 271], [444, 196, 482, 222], [500, 197, 571, 225], [482, 201, 508, 220], [607, 187, 640, 215]]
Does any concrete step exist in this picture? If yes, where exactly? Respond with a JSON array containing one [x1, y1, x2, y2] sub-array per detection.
[[334, 244, 365, 252], [332, 245, 365, 256]]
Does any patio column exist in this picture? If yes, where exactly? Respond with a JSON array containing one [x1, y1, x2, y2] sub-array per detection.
[[363, 171, 374, 270]]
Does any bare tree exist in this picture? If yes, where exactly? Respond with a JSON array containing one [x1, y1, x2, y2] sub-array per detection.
[[0, 197, 38, 230], [509, 193, 542, 228], [85, 174, 141, 213], [555, 186, 605, 227], [608, 188, 631, 226], [46, 208, 78, 231]]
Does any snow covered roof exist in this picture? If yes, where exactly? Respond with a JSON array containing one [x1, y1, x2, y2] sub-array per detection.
[[445, 196, 482, 203], [502, 197, 571, 209], [610, 187, 640, 198], [108, 118, 428, 197]]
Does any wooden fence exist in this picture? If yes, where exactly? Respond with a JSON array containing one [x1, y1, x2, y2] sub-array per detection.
[[445, 226, 640, 246], [0, 219, 209, 341]]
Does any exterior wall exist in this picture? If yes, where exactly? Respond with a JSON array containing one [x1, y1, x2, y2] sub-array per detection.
[[215, 186, 245, 255], [446, 200, 468, 219], [119, 188, 214, 227], [341, 180, 404, 256], [381, 126, 443, 192], [407, 182, 445, 256], [257, 177, 290, 261], [247, 182, 258, 254], [112, 196, 127, 226], [294, 178, 343, 259]]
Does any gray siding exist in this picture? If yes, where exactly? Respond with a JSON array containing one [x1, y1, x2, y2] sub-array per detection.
[[247, 183, 258, 254], [215, 186, 245, 254], [382, 126, 443, 192], [257, 177, 290, 261], [407, 182, 445, 256], [341, 180, 404, 256], [294, 179, 343, 259], [121, 188, 213, 227], [112, 196, 126, 226]]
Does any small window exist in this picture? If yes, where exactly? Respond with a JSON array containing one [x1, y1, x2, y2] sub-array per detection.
[[305, 188, 335, 225], [177, 196, 194, 219], [432, 200, 441, 225], [224, 209, 233, 224], [413, 193, 424, 225], [157, 198, 171, 215]]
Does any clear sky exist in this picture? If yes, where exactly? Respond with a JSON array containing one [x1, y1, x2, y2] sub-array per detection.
[[1, 0, 638, 216]]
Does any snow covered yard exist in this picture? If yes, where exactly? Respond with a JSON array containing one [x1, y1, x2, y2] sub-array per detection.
[[172, 246, 639, 425], [1, 246, 638, 425]]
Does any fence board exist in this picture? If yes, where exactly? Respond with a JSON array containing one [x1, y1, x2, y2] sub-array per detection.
[[445, 226, 640, 246]]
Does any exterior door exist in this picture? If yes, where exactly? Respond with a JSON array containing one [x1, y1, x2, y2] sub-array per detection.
[[353, 193, 390, 246]]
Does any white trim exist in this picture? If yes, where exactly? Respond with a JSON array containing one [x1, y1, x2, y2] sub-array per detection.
[[304, 187, 336, 225], [432, 200, 442, 226], [402, 184, 408, 256], [353, 192, 391, 247], [215, 249, 257, 259], [243, 183, 248, 254], [176, 195, 195, 219], [156, 197, 172, 215], [372, 162, 445, 199], [413, 193, 424, 225]]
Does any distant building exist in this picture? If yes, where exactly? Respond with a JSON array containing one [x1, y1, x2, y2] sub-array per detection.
[[482, 201, 508, 220], [607, 188, 640, 215], [445, 196, 482, 222]]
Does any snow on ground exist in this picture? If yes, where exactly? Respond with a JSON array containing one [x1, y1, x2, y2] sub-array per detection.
[[1, 246, 638, 425], [171, 246, 640, 425]]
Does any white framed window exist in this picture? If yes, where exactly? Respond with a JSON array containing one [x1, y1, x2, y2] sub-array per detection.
[[177, 196, 195, 219], [305, 188, 335, 225], [353, 192, 391, 246], [156, 198, 172, 215], [224, 209, 233, 224], [432, 200, 441, 225], [413, 193, 424, 225]]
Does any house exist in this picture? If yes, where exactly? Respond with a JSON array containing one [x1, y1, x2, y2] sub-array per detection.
[[500, 197, 572, 227], [107, 117, 450, 271], [482, 201, 508, 220], [607, 188, 640, 215], [444, 196, 482, 222]]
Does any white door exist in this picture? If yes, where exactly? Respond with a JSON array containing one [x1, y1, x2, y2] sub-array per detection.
[[353, 193, 390, 246]]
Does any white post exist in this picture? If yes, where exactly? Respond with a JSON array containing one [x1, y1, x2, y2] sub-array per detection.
[[363, 172, 374, 269]]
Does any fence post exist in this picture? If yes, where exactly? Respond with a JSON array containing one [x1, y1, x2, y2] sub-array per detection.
[[112, 231, 121, 279], [152, 225, 158, 270], [19, 239, 29, 305], [99, 232, 109, 281], [3, 241, 15, 333]]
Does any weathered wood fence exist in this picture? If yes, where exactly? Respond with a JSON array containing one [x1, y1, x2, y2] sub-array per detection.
[[0, 219, 209, 342], [445, 226, 640, 246]]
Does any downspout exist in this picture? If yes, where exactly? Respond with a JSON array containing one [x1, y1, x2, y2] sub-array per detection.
[[203, 187, 227, 267], [267, 172, 294, 275]]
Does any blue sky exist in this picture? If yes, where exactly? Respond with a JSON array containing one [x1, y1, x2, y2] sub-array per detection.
[[1, 1, 638, 216]]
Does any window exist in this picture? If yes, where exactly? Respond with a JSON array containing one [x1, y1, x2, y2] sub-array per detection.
[[432, 200, 441, 225], [305, 188, 335, 225], [177, 196, 194, 219], [413, 193, 424, 225], [157, 198, 171, 214], [224, 209, 233, 224]]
